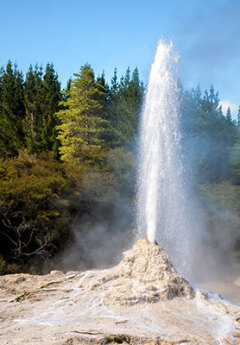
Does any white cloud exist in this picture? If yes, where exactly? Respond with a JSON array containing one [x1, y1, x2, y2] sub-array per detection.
[[219, 100, 239, 118]]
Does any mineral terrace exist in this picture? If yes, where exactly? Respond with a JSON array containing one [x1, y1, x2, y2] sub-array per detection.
[[0, 238, 240, 344]]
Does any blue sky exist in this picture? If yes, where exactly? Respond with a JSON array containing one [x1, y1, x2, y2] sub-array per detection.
[[0, 0, 240, 117]]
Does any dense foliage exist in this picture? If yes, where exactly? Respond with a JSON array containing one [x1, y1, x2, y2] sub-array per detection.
[[0, 62, 142, 273], [0, 60, 239, 273]]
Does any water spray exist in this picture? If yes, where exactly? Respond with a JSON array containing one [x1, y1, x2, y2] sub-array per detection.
[[137, 39, 191, 275]]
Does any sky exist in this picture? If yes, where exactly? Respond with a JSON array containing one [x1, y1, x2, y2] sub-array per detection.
[[0, 0, 240, 117]]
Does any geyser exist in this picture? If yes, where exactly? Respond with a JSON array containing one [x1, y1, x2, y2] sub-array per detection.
[[137, 40, 191, 274]]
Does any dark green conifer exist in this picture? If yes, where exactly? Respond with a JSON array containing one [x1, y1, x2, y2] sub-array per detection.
[[41, 63, 61, 156], [109, 67, 144, 147], [226, 107, 232, 122], [0, 61, 25, 157], [237, 106, 240, 129], [24, 63, 61, 155], [23, 64, 44, 153]]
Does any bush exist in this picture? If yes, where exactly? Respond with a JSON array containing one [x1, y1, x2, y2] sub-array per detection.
[[0, 151, 71, 266]]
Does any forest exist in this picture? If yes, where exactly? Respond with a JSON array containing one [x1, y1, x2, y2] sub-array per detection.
[[0, 60, 240, 274]]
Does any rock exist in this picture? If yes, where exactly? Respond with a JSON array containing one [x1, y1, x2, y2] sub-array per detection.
[[0, 238, 239, 345], [76, 238, 194, 306], [50, 270, 64, 275]]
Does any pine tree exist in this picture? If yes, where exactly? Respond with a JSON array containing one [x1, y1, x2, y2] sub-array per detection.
[[106, 68, 121, 146], [66, 78, 72, 92], [109, 67, 144, 147], [124, 67, 144, 137], [56, 65, 108, 164], [24, 63, 61, 155], [96, 71, 110, 113], [96, 72, 116, 146], [111, 68, 119, 99], [230, 130, 240, 184], [24, 64, 44, 153], [226, 107, 232, 122], [41, 63, 61, 155], [181, 86, 236, 183], [0, 61, 25, 157], [237, 106, 240, 130]]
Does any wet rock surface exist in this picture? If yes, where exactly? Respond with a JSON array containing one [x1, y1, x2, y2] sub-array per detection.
[[0, 238, 240, 344]]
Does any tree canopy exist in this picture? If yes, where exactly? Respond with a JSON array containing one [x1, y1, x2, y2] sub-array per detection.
[[57, 65, 107, 164]]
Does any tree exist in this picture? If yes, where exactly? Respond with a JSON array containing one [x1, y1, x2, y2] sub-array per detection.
[[111, 68, 119, 99], [96, 71, 117, 146], [181, 86, 236, 183], [0, 151, 70, 264], [118, 67, 144, 146], [0, 61, 25, 157], [237, 106, 240, 130], [226, 107, 232, 122], [108, 67, 144, 148], [41, 63, 61, 156], [57, 64, 108, 164], [106, 147, 136, 198], [23, 64, 44, 153], [24, 63, 61, 155], [231, 131, 240, 184]]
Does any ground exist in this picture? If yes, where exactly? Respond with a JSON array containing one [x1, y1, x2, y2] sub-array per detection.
[[1, 239, 240, 345]]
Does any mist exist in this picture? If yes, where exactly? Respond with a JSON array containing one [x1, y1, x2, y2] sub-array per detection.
[[179, 84, 240, 286], [44, 41, 240, 298], [57, 194, 136, 272], [56, 71, 240, 292]]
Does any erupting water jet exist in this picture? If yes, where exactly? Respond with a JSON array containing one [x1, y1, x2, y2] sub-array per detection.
[[137, 39, 191, 275]]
